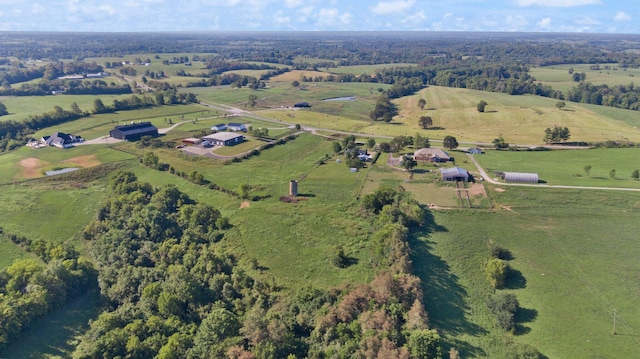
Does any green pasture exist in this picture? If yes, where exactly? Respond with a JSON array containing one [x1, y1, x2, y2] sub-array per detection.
[[0, 94, 133, 122], [127, 134, 374, 289], [0, 236, 34, 269], [0, 182, 106, 246], [474, 147, 640, 188], [420, 187, 640, 358], [393, 86, 640, 144], [530, 63, 640, 94]]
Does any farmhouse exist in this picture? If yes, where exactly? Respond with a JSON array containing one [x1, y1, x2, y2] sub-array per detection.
[[110, 122, 158, 141], [440, 167, 470, 182], [202, 132, 245, 146], [467, 147, 483, 154], [227, 123, 248, 132], [501, 172, 539, 183], [41, 132, 83, 148], [414, 148, 451, 162]]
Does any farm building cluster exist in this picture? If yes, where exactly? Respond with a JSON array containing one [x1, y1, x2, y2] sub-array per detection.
[[31, 132, 84, 149]]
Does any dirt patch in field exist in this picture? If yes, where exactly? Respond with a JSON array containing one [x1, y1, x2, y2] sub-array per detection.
[[494, 187, 506, 192], [62, 155, 101, 168], [240, 201, 251, 208], [20, 158, 49, 178], [468, 183, 486, 197], [270, 70, 327, 82]]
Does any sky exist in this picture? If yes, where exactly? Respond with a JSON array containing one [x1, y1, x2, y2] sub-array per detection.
[[0, 0, 638, 34]]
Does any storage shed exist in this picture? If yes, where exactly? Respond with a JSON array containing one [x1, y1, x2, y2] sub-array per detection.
[[201, 132, 245, 146], [110, 122, 158, 141], [440, 167, 469, 182], [501, 172, 539, 183]]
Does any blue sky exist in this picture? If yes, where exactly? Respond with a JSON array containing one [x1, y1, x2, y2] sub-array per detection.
[[0, 0, 638, 33]]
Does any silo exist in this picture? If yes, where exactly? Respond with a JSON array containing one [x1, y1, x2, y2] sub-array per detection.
[[289, 180, 298, 197]]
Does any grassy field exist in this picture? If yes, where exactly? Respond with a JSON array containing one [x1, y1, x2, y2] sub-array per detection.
[[0, 94, 134, 122], [473, 147, 640, 188], [393, 86, 640, 144], [530, 63, 640, 94], [420, 187, 640, 358]]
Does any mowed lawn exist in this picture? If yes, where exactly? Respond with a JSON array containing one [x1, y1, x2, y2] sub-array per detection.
[[393, 86, 640, 144], [474, 147, 640, 188], [418, 187, 640, 358]]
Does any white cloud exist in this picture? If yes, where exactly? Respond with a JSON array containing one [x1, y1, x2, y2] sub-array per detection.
[[401, 10, 426, 24], [370, 0, 415, 15], [284, 0, 303, 8], [274, 11, 291, 24], [505, 14, 529, 27], [316, 8, 352, 27], [99, 5, 116, 16], [574, 15, 600, 26], [614, 11, 631, 22], [537, 17, 552, 29], [515, 0, 600, 7]]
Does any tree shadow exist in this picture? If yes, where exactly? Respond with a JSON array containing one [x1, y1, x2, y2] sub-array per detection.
[[428, 126, 446, 131], [504, 268, 527, 289], [514, 307, 538, 335], [409, 210, 486, 357], [0, 289, 102, 359]]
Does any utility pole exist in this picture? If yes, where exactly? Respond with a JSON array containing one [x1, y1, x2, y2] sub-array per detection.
[[612, 309, 617, 335]]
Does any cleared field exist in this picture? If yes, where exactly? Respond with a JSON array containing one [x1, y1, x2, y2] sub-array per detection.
[[422, 187, 640, 358], [0, 145, 136, 183], [475, 147, 640, 188], [0, 94, 134, 122], [530, 63, 640, 94], [393, 86, 640, 144]]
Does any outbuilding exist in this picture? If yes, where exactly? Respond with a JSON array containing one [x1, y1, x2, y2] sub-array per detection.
[[227, 123, 248, 132], [501, 172, 539, 183], [110, 122, 158, 141], [201, 132, 245, 146], [211, 123, 227, 132], [440, 167, 470, 182]]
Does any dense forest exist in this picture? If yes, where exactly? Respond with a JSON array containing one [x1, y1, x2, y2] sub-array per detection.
[[60, 173, 461, 358]]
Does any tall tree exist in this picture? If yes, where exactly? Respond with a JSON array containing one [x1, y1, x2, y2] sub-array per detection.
[[0, 101, 7, 116], [443, 135, 458, 150], [417, 98, 426, 110], [92, 98, 107, 114], [477, 100, 488, 113], [418, 116, 433, 129]]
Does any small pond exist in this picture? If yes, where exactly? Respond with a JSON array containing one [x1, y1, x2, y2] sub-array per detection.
[[322, 96, 356, 102], [45, 167, 79, 176]]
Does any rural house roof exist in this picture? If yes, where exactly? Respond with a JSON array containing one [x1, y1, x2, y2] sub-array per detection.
[[440, 167, 469, 180], [202, 132, 244, 142], [414, 148, 451, 160], [113, 122, 158, 136]]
